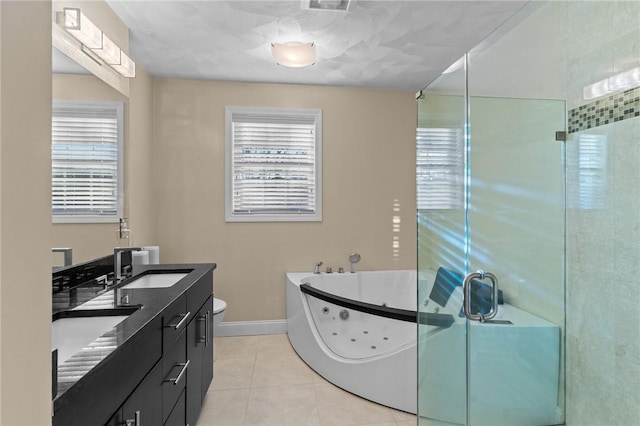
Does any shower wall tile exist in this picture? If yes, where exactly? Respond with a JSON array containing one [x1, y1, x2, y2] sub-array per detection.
[[564, 1, 640, 425], [565, 0, 640, 113], [566, 118, 640, 425], [568, 88, 640, 133]]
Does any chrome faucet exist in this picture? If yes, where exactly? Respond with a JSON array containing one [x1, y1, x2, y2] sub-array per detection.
[[114, 247, 142, 284], [314, 261, 323, 274], [349, 253, 361, 273]]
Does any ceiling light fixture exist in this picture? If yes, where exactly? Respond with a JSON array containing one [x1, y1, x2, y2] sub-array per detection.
[[302, 0, 357, 12], [58, 7, 136, 78], [583, 67, 640, 100], [271, 41, 316, 68]]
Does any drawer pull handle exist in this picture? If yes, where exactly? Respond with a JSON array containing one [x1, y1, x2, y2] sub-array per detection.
[[206, 310, 211, 347], [165, 312, 191, 330], [197, 314, 207, 344], [164, 360, 190, 385], [125, 410, 141, 426]]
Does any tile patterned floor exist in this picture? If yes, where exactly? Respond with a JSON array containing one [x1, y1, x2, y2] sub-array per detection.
[[197, 334, 417, 426]]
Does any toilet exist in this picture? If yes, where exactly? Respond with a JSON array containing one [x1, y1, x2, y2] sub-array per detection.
[[212, 297, 226, 361]]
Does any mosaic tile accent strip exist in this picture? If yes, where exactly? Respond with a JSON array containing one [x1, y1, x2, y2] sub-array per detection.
[[568, 87, 640, 133]]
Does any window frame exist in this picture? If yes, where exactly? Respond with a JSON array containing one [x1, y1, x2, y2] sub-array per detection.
[[52, 100, 124, 224], [225, 106, 323, 222]]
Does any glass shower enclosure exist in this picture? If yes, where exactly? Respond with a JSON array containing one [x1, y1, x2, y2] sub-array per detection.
[[416, 5, 566, 425]]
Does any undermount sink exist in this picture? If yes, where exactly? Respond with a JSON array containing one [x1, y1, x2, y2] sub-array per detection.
[[120, 272, 188, 289], [52, 314, 129, 365]]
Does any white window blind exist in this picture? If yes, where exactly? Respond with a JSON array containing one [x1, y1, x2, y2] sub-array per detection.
[[225, 107, 322, 222], [416, 127, 464, 210], [52, 102, 123, 222], [567, 134, 607, 210]]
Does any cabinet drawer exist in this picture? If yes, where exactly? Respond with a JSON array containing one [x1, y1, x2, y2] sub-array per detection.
[[186, 269, 213, 315], [163, 295, 189, 353], [162, 330, 187, 424], [105, 361, 163, 426]]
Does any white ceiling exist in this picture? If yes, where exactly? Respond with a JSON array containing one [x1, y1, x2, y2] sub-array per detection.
[[101, 0, 529, 92]]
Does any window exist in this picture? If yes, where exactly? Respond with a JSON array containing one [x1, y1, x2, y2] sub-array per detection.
[[416, 127, 464, 210], [567, 134, 607, 210], [52, 101, 124, 223], [225, 106, 322, 222]]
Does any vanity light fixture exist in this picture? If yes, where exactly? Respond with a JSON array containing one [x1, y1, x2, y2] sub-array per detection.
[[583, 66, 640, 100], [111, 51, 136, 78], [61, 7, 102, 49], [271, 41, 316, 68], [59, 7, 136, 78], [92, 33, 121, 65]]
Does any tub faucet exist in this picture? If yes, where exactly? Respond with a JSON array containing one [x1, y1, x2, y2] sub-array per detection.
[[349, 253, 361, 273], [114, 247, 142, 284], [314, 261, 323, 274]]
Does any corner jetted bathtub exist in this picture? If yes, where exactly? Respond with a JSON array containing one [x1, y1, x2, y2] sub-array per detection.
[[287, 268, 561, 422], [286, 270, 430, 413]]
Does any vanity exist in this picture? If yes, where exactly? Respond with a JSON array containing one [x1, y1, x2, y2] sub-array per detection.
[[52, 261, 216, 426]]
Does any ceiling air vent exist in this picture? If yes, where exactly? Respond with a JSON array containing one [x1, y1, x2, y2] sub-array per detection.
[[302, 0, 357, 12]]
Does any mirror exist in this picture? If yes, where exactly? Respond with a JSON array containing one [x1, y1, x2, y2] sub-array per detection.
[[51, 1, 133, 267], [52, 47, 91, 75]]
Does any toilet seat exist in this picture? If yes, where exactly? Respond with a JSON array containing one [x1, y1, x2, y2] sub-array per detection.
[[213, 297, 226, 314]]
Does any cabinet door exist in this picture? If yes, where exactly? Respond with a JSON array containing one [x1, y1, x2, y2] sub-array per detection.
[[201, 296, 214, 399], [106, 361, 163, 426], [186, 299, 206, 425]]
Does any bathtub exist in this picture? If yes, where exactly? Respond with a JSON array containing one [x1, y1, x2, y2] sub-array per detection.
[[287, 268, 561, 423], [286, 269, 432, 413]]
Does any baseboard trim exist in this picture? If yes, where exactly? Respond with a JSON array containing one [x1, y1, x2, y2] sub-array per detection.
[[215, 320, 288, 337]]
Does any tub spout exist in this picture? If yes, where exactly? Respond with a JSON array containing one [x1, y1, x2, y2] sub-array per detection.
[[314, 261, 323, 274], [349, 253, 361, 273]]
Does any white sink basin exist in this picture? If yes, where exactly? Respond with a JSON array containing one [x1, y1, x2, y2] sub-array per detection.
[[121, 272, 188, 289], [52, 315, 128, 365]]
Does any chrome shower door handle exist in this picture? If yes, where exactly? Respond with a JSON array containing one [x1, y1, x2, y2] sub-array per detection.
[[463, 270, 499, 322]]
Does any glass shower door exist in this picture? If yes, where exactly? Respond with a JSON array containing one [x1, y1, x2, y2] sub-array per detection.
[[463, 94, 565, 426], [417, 56, 469, 425], [417, 56, 566, 425]]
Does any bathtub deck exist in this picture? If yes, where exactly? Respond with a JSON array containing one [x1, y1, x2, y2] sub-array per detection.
[[197, 334, 416, 426]]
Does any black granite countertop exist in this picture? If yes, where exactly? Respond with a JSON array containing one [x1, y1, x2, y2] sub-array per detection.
[[52, 262, 216, 420]]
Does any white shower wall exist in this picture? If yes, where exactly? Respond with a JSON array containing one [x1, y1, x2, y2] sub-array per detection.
[[419, 1, 640, 424], [564, 1, 640, 424]]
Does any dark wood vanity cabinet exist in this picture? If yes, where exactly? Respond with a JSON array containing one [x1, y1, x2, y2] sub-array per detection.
[[104, 269, 214, 426]]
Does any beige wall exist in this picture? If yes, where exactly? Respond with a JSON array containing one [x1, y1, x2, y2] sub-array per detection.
[[0, 1, 52, 424], [153, 79, 417, 322]]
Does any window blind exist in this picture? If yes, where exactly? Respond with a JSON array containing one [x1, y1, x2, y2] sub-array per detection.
[[227, 108, 321, 221], [416, 127, 464, 210], [52, 103, 122, 220], [567, 134, 606, 210]]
